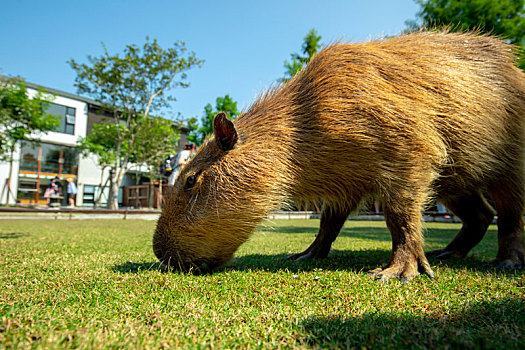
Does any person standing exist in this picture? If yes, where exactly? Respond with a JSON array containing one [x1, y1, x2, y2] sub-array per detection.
[[66, 177, 77, 207], [168, 143, 194, 186]]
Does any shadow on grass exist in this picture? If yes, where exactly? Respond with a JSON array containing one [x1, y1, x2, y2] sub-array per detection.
[[111, 251, 522, 279], [260, 224, 466, 245], [225, 249, 390, 273], [112, 224, 507, 276], [255, 223, 505, 271], [111, 261, 169, 273], [0, 232, 29, 239], [225, 250, 519, 276], [300, 297, 525, 349], [110, 250, 392, 275]]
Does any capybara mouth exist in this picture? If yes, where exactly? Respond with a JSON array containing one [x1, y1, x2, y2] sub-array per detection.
[[163, 259, 220, 274], [154, 248, 221, 274]]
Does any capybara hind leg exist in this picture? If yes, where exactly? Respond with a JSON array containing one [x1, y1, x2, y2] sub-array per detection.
[[426, 191, 494, 260], [371, 198, 434, 282], [487, 179, 525, 269], [286, 204, 351, 262]]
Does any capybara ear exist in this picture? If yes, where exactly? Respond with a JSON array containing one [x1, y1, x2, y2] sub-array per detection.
[[213, 112, 238, 151]]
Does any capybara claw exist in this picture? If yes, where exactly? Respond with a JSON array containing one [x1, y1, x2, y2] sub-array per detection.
[[284, 253, 303, 261], [369, 260, 434, 282], [434, 251, 456, 260], [425, 249, 446, 258], [296, 253, 315, 262], [426, 249, 465, 260], [367, 269, 387, 283], [375, 267, 406, 282], [285, 252, 309, 262], [286, 251, 324, 262], [418, 259, 435, 279], [368, 267, 383, 276], [368, 267, 395, 283]]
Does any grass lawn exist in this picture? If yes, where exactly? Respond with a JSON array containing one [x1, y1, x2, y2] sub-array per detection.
[[1, 218, 524, 349]]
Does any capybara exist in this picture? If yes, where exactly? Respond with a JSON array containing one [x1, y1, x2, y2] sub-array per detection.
[[154, 31, 525, 281]]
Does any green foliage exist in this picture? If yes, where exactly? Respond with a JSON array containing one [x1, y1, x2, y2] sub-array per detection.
[[78, 122, 120, 168], [191, 94, 239, 145], [183, 116, 200, 145], [133, 116, 179, 180], [79, 116, 179, 183], [1, 218, 524, 348], [69, 37, 204, 117], [0, 78, 59, 160], [69, 37, 202, 208], [281, 29, 323, 82], [409, 0, 525, 68]]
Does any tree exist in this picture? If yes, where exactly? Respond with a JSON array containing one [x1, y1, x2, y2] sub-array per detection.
[[192, 94, 239, 145], [77, 122, 118, 208], [184, 116, 200, 145], [281, 29, 323, 82], [132, 116, 179, 207], [408, 0, 525, 68], [0, 77, 59, 204], [69, 37, 203, 209]]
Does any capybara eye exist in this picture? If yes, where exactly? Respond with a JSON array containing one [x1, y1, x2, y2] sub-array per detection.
[[185, 175, 196, 190], [184, 171, 201, 190]]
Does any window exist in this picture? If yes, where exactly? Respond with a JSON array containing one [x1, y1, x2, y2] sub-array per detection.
[[45, 102, 76, 135], [83, 185, 95, 206], [19, 143, 79, 175]]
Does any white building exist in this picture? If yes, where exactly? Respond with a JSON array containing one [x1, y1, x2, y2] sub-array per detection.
[[0, 81, 186, 207]]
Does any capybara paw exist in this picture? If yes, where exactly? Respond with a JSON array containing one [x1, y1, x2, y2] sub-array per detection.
[[285, 247, 330, 262], [284, 252, 302, 261], [482, 258, 524, 270], [285, 250, 327, 262], [369, 265, 416, 283], [369, 259, 434, 283], [426, 248, 466, 260], [285, 251, 310, 261]]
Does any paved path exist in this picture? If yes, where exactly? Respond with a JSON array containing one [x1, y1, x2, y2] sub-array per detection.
[[0, 208, 461, 222]]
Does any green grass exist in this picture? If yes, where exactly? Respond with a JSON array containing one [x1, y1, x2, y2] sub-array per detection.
[[1, 219, 524, 349]]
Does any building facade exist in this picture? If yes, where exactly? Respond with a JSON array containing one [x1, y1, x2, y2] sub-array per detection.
[[0, 81, 186, 207]]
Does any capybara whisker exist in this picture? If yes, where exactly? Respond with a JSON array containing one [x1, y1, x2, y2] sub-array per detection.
[[189, 193, 199, 214]]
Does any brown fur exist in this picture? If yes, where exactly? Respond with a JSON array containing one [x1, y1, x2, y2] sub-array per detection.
[[154, 31, 525, 281]]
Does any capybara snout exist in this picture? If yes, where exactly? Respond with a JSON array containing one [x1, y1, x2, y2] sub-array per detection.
[[153, 219, 234, 271], [154, 31, 525, 281]]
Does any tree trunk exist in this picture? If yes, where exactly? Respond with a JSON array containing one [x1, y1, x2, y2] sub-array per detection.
[[134, 171, 140, 208], [108, 178, 119, 209], [148, 181, 154, 208], [158, 181, 163, 209], [95, 169, 110, 209], [107, 166, 126, 210]]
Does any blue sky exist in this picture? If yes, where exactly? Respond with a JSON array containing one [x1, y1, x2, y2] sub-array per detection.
[[1, 0, 420, 121]]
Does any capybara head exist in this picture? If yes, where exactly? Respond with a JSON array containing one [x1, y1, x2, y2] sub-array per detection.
[[153, 112, 286, 270]]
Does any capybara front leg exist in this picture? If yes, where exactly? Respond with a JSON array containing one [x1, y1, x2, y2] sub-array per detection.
[[426, 191, 494, 260], [371, 204, 434, 282], [286, 204, 351, 262]]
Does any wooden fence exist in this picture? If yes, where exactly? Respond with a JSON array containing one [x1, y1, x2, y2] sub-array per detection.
[[122, 183, 169, 209]]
